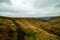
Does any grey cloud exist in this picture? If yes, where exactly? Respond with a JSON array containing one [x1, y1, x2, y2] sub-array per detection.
[[0, 0, 10, 3], [0, 0, 60, 17], [0, 1, 33, 17], [55, 4, 60, 8], [34, 0, 60, 8], [0, 7, 18, 13], [0, 0, 11, 5], [0, 8, 28, 14], [0, 6, 31, 16], [30, 13, 60, 17], [0, 9, 18, 13]]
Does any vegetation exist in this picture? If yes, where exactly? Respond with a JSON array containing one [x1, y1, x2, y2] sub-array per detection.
[[0, 16, 60, 40]]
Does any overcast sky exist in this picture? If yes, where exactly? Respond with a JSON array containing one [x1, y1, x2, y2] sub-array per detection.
[[0, 0, 60, 17]]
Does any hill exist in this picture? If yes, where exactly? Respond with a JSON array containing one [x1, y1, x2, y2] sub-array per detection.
[[0, 16, 60, 40]]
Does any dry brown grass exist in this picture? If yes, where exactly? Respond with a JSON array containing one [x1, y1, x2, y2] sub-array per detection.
[[0, 16, 60, 40]]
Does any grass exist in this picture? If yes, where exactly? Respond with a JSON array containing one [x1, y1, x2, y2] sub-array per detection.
[[15, 18, 60, 40], [0, 16, 60, 40]]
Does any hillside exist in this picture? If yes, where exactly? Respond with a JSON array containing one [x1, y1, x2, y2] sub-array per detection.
[[0, 16, 60, 40]]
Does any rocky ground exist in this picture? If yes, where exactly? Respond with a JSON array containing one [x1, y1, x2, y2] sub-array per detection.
[[0, 16, 60, 40]]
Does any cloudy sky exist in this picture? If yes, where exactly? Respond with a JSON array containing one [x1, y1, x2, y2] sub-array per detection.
[[0, 0, 60, 17]]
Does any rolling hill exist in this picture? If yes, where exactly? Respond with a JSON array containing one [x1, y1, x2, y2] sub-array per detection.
[[0, 16, 60, 40]]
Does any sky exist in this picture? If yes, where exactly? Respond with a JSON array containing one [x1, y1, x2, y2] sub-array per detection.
[[0, 0, 60, 17]]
